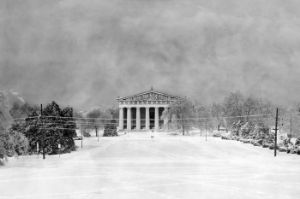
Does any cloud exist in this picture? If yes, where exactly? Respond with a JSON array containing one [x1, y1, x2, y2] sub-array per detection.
[[1, 0, 300, 109]]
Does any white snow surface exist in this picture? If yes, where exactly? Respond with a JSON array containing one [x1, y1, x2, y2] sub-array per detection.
[[1, 132, 300, 199]]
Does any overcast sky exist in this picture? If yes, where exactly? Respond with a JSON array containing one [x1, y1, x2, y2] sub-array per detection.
[[1, 0, 300, 109]]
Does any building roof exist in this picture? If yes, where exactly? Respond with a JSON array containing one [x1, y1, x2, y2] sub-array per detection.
[[116, 87, 183, 101]]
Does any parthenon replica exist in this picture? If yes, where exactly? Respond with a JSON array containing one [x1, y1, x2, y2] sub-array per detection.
[[117, 88, 182, 131]]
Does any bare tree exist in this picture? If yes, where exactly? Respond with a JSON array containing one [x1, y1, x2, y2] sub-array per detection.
[[168, 99, 195, 135]]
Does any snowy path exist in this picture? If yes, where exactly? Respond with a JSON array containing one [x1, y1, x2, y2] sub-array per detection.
[[1, 133, 300, 199]]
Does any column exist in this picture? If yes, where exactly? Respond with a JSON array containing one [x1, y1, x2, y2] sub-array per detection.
[[119, 107, 124, 130], [127, 107, 131, 130], [145, 107, 150, 130], [155, 107, 159, 130], [163, 107, 168, 129], [136, 107, 141, 130]]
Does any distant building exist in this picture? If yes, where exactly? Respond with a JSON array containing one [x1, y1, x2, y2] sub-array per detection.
[[116, 88, 182, 131]]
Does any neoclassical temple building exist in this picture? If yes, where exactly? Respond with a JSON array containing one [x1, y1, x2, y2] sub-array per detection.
[[117, 88, 182, 131]]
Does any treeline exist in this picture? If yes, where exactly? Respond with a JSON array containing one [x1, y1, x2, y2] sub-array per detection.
[[75, 107, 118, 137], [208, 92, 275, 130], [167, 92, 299, 137]]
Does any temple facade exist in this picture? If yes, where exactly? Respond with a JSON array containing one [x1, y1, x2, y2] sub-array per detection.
[[117, 88, 182, 131]]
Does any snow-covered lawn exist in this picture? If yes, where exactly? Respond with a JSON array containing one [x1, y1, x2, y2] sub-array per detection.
[[1, 132, 300, 199]]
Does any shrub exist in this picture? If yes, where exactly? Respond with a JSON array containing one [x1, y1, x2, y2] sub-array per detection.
[[103, 120, 118, 137], [10, 130, 29, 155], [0, 133, 6, 160], [231, 120, 243, 136], [240, 122, 254, 138], [0, 129, 29, 161], [252, 124, 269, 140], [82, 130, 91, 137]]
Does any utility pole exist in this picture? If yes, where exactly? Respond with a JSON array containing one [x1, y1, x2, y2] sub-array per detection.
[[41, 104, 45, 160], [290, 112, 293, 138], [95, 125, 98, 137], [81, 127, 83, 148], [205, 119, 208, 141], [36, 142, 39, 158], [96, 126, 99, 142], [180, 106, 184, 136], [274, 108, 279, 157], [58, 143, 61, 158]]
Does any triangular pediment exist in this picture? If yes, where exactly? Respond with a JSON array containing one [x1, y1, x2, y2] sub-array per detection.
[[117, 89, 182, 102]]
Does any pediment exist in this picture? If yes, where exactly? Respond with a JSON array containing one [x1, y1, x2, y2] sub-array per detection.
[[117, 89, 182, 102]]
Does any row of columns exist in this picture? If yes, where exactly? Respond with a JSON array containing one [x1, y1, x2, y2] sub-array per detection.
[[119, 107, 167, 130]]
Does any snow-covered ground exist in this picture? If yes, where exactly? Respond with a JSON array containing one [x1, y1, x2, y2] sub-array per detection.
[[1, 132, 300, 199]]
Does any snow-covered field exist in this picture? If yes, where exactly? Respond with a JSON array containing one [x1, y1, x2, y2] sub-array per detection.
[[1, 132, 300, 199]]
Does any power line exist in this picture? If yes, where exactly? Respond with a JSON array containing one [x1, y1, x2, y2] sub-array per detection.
[[12, 113, 273, 122], [12, 112, 274, 120]]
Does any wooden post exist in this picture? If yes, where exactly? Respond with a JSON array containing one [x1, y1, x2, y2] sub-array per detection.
[[274, 108, 279, 157], [41, 104, 45, 160], [96, 126, 99, 142], [36, 142, 39, 158], [290, 112, 293, 137], [180, 105, 184, 136], [205, 119, 208, 141], [95, 125, 98, 137], [58, 143, 61, 158]]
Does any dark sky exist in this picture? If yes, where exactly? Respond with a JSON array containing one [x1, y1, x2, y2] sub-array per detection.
[[1, 0, 300, 109]]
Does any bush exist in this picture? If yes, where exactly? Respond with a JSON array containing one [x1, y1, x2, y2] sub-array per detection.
[[82, 130, 91, 137], [251, 124, 269, 140], [0, 130, 29, 161], [231, 120, 243, 136], [0, 134, 6, 161], [103, 120, 118, 137], [240, 122, 253, 138], [10, 130, 29, 155]]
